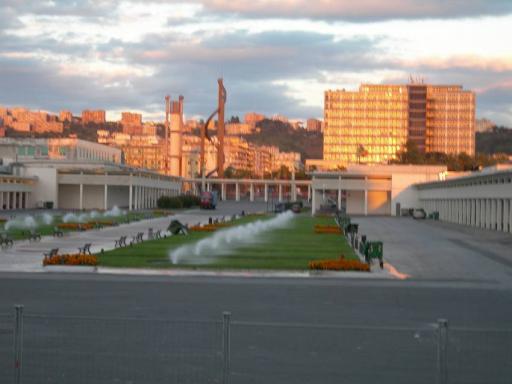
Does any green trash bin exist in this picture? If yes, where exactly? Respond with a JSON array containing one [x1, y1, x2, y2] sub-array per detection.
[[367, 241, 384, 269]]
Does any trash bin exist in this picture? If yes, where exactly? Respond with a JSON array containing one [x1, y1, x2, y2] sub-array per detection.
[[367, 241, 384, 269]]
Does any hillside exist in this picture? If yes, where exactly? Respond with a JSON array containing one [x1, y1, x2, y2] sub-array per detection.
[[476, 127, 512, 154], [243, 119, 323, 160]]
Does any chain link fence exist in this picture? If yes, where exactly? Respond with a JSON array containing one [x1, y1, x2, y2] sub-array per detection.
[[448, 327, 512, 384], [0, 312, 13, 382], [230, 320, 439, 384], [0, 306, 511, 384]]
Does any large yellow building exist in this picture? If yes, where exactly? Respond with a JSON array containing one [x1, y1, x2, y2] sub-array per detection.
[[323, 83, 475, 166]]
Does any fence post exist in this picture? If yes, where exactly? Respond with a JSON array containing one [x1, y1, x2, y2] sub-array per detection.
[[437, 318, 448, 384], [14, 305, 24, 384], [222, 311, 231, 384]]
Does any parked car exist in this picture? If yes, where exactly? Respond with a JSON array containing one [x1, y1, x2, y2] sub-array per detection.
[[200, 191, 218, 209], [412, 208, 427, 219]]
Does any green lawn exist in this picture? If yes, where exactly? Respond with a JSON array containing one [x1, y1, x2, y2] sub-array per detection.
[[98, 215, 357, 270]]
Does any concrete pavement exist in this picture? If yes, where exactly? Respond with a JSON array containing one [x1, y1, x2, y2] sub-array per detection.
[[355, 216, 512, 285]]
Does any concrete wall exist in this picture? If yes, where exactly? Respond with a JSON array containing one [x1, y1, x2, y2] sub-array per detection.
[[391, 172, 439, 216], [83, 185, 104, 210], [368, 191, 390, 215], [107, 186, 129, 209], [347, 190, 364, 215], [58, 184, 80, 209], [24, 167, 59, 208]]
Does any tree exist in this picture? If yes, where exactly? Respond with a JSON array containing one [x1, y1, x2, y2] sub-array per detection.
[[395, 140, 424, 164], [356, 144, 368, 164]]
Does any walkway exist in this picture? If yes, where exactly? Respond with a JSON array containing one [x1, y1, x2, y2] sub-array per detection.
[[0, 212, 216, 273]]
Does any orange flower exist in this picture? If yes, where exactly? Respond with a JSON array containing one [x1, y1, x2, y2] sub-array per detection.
[[314, 225, 342, 234], [43, 254, 98, 266], [309, 256, 369, 272]]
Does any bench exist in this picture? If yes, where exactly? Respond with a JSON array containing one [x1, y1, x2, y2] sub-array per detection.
[[53, 227, 64, 237], [43, 248, 59, 258], [131, 232, 144, 244], [78, 243, 92, 255], [0, 233, 14, 248], [28, 230, 41, 242], [115, 236, 127, 248]]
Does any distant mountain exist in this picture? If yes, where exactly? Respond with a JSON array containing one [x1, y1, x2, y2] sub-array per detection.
[[243, 119, 323, 160], [476, 126, 512, 154]]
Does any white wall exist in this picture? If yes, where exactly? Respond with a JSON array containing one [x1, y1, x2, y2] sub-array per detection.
[[107, 186, 129, 209], [23, 167, 59, 208], [391, 173, 438, 216], [83, 185, 104, 210], [347, 190, 364, 215], [58, 184, 80, 209], [368, 191, 390, 215]]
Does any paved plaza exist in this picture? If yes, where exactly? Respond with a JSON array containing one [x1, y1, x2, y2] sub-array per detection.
[[355, 216, 512, 285]]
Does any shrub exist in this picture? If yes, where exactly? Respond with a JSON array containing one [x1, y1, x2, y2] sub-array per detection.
[[309, 256, 370, 272], [43, 254, 98, 266], [157, 195, 200, 209]]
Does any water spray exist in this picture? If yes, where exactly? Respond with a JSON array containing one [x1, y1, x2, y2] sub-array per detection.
[[169, 211, 295, 265]]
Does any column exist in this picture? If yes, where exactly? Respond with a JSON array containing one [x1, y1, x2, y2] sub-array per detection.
[[480, 199, 485, 228], [249, 183, 254, 202], [466, 199, 471, 226], [79, 183, 84, 210], [337, 187, 342, 211], [104, 184, 108, 210], [471, 199, 476, 227], [307, 185, 311, 202], [278, 184, 283, 202], [235, 183, 240, 202], [264, 183, 268, 203], [312, 188, 316, 216], [134, 186, 139, 210], [503, 199, 510, 233], [6, 192, 11, 210], [128, 175, 133, 211], [497, 199, 503, 231], [509, 199, 512, 233], [291, 183, 297, 201], [486, 199, 491, 229], [0, 192, 3, 210], [221, 183, 226, 201], [364, 189, 368, 216], [491, 199, 497, 230]]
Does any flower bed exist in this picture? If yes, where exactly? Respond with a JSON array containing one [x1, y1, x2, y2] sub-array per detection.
[[57, 223, 95, 231], [190, 223, 231, 232], [43, 254, 98, 266], [309, 256, 370, 272], [314, 225, 342, 234]]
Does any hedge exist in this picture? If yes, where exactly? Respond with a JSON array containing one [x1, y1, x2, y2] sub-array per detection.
[[157, 194, 201, 209]]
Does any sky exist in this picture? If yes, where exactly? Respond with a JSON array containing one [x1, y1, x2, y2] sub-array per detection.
[[0, 0, 511, 125]]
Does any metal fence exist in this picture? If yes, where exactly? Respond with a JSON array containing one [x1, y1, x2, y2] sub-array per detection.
[[1, 306, 511, 384]]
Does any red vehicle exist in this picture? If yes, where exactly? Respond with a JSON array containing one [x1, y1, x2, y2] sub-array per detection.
[[200, 191, 218, 209]]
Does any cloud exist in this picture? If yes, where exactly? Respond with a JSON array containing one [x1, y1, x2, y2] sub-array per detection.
[[0, 0, 511, 126], [198, 0, 512, 21]]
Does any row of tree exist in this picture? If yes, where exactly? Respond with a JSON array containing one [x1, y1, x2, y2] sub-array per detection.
[[391, 140, 509, 171]]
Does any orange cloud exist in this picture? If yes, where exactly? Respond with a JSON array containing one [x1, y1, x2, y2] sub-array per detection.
[[393, 55, 512, 72]]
